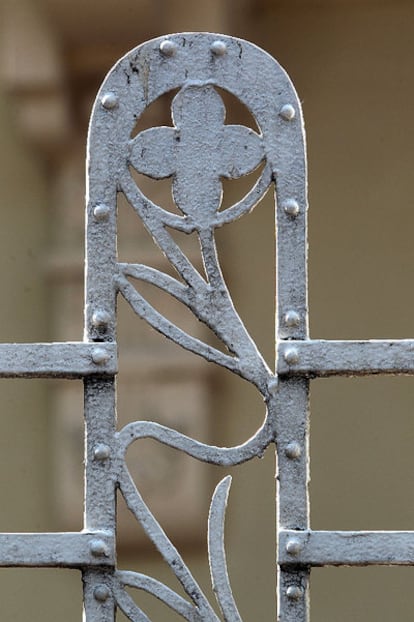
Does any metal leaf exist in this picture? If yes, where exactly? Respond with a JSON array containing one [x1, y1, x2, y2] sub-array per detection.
[[117, 465, 220, 621], [115, 571, 202, 622], [208, 477, 243, 622]]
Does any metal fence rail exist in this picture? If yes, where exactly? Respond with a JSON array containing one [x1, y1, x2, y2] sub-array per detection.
[[1, 32, 413, 621]]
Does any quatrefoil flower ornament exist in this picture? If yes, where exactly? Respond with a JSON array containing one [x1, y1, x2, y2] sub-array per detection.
[[119, 79, 274, 394], [129, 83, 265, 230]]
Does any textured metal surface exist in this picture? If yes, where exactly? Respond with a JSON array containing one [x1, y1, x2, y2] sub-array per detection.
[[0, 342, 117, 377], [0, 532, 115, 567], [279, 530, 414, 566], [82, 32, 294, 622], [1, 31, 413, 622], [83, 31, 308, 622], [278, 339, 414, 376]]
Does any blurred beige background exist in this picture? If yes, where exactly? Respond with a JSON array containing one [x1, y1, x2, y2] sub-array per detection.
[[1, 0, 414, 620]]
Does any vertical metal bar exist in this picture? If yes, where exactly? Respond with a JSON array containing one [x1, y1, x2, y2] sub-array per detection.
[[82, 88, 119, 621], [83, 377, 117, 531], [83, 568, 115, 622], [275, 379, 310, 621], [274, 96, 310, 621]]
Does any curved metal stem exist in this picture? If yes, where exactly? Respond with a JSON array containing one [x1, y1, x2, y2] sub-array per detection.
[[116, 273, 242, 376], [117, 465, 220, 622], [116, 415, 273, 466], [208, 477, 243, 622], [115, 571, 202, 622]]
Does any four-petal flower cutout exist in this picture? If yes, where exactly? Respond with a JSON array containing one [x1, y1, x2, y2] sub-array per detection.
[[128, 83, 265, 230]]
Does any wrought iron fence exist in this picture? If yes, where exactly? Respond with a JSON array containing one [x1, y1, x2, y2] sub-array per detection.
[[1, 32, 414, 621]]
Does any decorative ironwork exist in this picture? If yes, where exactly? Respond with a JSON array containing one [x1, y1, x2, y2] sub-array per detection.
[[106, 34, 282, 621], [2, 31, 414, 622]]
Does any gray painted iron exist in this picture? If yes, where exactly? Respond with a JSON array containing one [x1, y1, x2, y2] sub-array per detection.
[[0, 32, 413, 621]]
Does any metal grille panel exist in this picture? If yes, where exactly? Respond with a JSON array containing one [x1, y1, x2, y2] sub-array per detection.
[[0, 32, 412, 621]]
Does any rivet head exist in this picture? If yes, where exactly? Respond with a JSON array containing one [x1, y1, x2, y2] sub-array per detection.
[[101, 92, 118, 110], [93, 444, 111, 461], [90, 539, 109, 557], [94, 585, 110, 602], [284, 347, 299, 365], [285, 441, 302, 460], [91, 348, 110, 365], [286, 585, 302, 600], [284, 310, 300, 328], [286, 539, 302, 556], [283, 199, 300, 217], [160, 39, 177, 56], [93, 204, 110, 222], [280, 104, 296, 121], [211, 40, 227, 56], [92, 310, 111, 328]]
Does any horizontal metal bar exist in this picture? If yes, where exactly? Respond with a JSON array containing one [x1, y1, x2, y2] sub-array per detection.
[[277, 339, 414, 376], [0, 531, 115, 567], [279, 530, 414, 566], [0, 342, 117, 377]]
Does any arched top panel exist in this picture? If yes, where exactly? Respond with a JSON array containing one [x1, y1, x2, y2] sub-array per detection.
[[87, 33, 307, 197], [85, 32, 308, 346], [90, 33, 302, 158]]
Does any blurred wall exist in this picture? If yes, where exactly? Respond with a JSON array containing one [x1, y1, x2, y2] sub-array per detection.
[[1, 0, 414, 620]]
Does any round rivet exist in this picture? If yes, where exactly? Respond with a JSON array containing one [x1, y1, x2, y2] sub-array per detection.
[[280, 104, 296, 121], [286, 539, 302, 556], [268, 377, 278, 395], [91, 348, 110, 365], [285, 441, 302, 460], [284, 347, 299, 365], [101, 92, 119, 110], [286, 585, 302, 600], [283, 199, 300, 217], [94, 585, 110, 602], [90, 539, 109, 557], [92, 310, 111, 328], [211, 40, 227, 56], [160, 40, 177, 56], [93, 204, 110, 222], [93, 444, 111, 461], [284, 310, 300, 328]]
